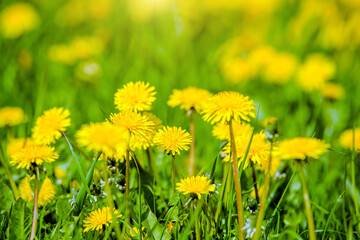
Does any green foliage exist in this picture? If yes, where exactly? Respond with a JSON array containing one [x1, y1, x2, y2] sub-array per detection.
[[8, 199, 26, 240], [0, 183, 14, 212], [1, 0, 360, 239]]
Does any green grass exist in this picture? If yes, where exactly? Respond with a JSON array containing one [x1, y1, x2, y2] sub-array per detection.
[[1, 0, 360, 239]]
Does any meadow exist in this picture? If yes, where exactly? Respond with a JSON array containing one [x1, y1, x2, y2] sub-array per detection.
[[0, 0, 360, 239]]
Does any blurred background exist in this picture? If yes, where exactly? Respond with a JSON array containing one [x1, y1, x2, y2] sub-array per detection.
[[1, 0, 360, 162]]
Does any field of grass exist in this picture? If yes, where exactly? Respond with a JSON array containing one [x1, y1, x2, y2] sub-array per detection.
[[1, 0, 360, 239]]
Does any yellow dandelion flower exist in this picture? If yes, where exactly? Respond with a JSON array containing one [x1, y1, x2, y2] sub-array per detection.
[[202, 91, 256, 124], [38, 177, 56, 206], [110, 111, 154, 139], [166, 221, 174, 234], [339, 128, 360, 152], [258, 156, 282, 176], [32, 107, 71, 145], [70, 36, 104, 60], [153, 126, 192, 156], [143, 112, 163, 130], [19, 178, 33, 202], [212, 121, 253, 140], [129, 133, 155, 151], [10, 144, 59, 169], [48, 44, 75, 65], [54, 167, 67, 179], [264, 53, 298, 84], [114, 81, 156, 112], [76, 122, 129, 158], [320, 83, 345, 100], [278, 137, 330, 160], [221, 57, 254, 84], [176, 175, 215, 199], [0, 3, 39, 39], [168, 87, 213, 112], [83, 207, 121, 233], [223, 132, 271, 168], [6, 138, 36, 158], [0, 107, 27, 127], [248, 45, 276, 71], [129, 227, 147, 239], [296, 54, 335, 92]]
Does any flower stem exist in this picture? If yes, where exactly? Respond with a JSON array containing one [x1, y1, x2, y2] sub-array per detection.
[[146, 148, 153, 173], [351, 127, 360, 231], [189, 110, 195, 176], [172, 155, 176, 193], [229, 120, 244, 240], [299, 164, 316, 240], [30, 167, 40, 240], [0, 150, 19, 200], [251, 162, 260, 204], [125, 148, 130, 224], [253, 141, 273, 240], [195, 200, 201, 240]]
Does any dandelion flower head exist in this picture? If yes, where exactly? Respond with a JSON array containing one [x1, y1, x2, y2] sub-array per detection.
[[320, 83, 345, 100], [168, 87, 213, 112], [143, 112, 163, 130], [339, 128, 360, 152], [54, 167, 67, 179], [19, 178, 33, 202], [223, 132, 271, 168], [202, 91, 256, 124], [176, 175, 215, 199], [114, 81, 156, 112], [6, 138, 36, 158], [296, 54, 335, 92], [32, 107, 71, 145], [76, 122, 129, 158], [212, 121, 253, 140], [0, 107, 27, 127], [83, 207, 121, 233], [153, 126, 192, 156], [129, 227, 147, 239], [10, 144, 59, 169], [38, 177, 56, 206], [278, 137, 330, 160], [110, 111, 155, 140], [257, 156, 282, 176], [0, 3, 39, 38], [263, 52, 298, 84]]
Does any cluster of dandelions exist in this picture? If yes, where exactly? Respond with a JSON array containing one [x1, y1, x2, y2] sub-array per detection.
[[4, 81, 357, 239]]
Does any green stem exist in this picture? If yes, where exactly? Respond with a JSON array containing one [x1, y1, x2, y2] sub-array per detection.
[[251, 162, 260, 204], [229, 120, 244, 240], [0, 150, 19, 200], [125, 148, 130, 225], [146, 148, 153, 173], [299, 164, 316, 240], [189, 110, 195, 176], [195, 200, 201, 240], [172, 155, 176, 193], [133, 157, 142, 239], [30, 167, 40, 240], [253, 141, 273, 240], [351, 127, 360, 231]]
